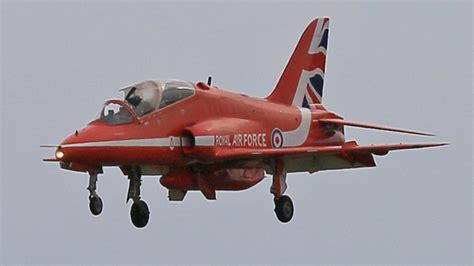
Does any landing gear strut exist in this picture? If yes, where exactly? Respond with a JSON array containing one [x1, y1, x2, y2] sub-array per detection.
[[271, 159, 294, 223], [87, 173, 103, 216], [127, 167, 150, 228]]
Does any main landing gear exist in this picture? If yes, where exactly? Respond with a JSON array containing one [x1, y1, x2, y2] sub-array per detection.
[[274, 195, 294, 223], [86, 168, 150, 228], [87, 173, 103, 216], [271, 159, 294, 223], [127, 167, 150, 228]]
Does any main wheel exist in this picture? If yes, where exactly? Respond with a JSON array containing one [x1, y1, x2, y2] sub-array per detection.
[[89, 195, 103, 216], [130, 200, 150, 228], [274, 195, 294, 223]]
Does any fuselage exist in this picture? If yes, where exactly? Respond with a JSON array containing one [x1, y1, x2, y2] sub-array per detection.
[[59, 81, 345, 173]]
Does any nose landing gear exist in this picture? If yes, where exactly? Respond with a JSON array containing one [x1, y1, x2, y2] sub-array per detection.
[[87, 173, 103, 216], [127, 167, 150, 228]]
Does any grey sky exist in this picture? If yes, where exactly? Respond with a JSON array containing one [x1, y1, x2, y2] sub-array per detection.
[[1, 1, 472, 264]]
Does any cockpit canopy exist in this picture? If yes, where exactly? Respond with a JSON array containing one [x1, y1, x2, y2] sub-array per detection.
[[98, 100, 136, 125], [121, 79, 195, 117], [96, 80, 195, 125]]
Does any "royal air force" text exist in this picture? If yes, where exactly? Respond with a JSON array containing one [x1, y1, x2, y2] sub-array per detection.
[[215, 133, 267, 147]]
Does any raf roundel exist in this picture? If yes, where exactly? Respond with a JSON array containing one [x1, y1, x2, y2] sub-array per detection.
[[271, 128, 284, 148]]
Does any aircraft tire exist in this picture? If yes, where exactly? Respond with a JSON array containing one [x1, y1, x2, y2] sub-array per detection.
[[130, 200, 150, 228], [89, 195, 103, 216], [274, 195, 294, 223]]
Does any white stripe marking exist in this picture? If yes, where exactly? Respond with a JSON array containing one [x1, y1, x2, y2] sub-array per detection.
[[195, 136, 215, 146], [62, 137, 183, 148], [282, 108, 312, 147]]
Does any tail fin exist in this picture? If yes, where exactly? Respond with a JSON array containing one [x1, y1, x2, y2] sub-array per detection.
[[266, 18, 329, 108]]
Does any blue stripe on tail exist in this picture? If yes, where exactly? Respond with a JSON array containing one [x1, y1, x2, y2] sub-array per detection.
[[309, 74, 324, 98]]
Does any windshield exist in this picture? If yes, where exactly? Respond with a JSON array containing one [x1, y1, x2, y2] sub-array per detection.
[[122, 80, 195, 116], [98, 101, 134, 125]]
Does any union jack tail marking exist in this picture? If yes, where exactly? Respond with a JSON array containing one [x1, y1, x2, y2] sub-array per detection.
[[267, 17, 329, 108]]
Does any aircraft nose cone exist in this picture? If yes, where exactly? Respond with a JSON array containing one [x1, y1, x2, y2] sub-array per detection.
[[53, 125, 109, 173], [56, 123, 137, 166], [57, 125, 103, 162]]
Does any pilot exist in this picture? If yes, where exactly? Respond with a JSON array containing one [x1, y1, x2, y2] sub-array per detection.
[[127, 95, 142, 106], [115, 106, 131, 122]]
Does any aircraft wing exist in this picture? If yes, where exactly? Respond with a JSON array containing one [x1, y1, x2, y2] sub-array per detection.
[[213, 141, 447, 160]]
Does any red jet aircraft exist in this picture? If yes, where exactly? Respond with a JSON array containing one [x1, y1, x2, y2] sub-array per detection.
[[43, 18, 445, 228]]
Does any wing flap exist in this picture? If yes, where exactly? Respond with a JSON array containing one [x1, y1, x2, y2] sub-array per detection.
[[318, 118, 435, 136]]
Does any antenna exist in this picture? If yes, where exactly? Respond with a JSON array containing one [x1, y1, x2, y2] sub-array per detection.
[[207, 76, 212, 86]]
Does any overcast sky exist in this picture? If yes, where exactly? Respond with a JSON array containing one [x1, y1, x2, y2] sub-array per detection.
[[1, 1, 472, 264]]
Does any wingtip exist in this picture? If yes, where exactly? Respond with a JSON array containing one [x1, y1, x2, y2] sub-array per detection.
[[422, 142, 449, 148], [401, 129, 436, 137], [421, 132, 436, 137], [417, 131, 436, 137]]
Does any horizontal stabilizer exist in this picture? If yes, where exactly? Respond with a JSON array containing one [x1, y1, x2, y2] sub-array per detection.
[[318, 119, 435, 136]]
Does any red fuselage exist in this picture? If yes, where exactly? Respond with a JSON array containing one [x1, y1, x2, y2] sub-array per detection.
[[57, 82, 345, 192], [60, 82, 345, 168]]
